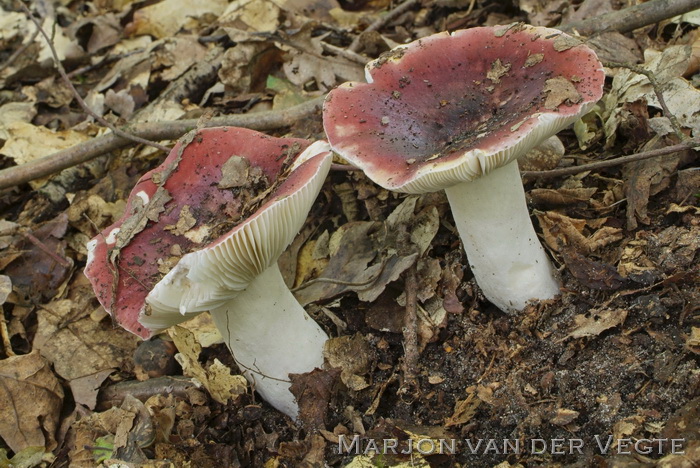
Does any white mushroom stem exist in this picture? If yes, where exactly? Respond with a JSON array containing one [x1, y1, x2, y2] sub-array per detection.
[[444, 161, 560, 313], [209, 263, 328, 420]]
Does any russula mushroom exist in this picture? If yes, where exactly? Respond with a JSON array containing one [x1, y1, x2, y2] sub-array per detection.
[[323, 25, 604, 313], [85, 127, 332, 419]]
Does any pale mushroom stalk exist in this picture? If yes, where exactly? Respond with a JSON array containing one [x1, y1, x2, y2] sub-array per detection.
[[444, 161, 560, 312], [209, 264, 327, 419], [85, 128, 333, 421], [322, 25, 604, 313]]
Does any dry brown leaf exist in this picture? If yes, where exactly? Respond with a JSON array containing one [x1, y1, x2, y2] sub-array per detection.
[[687, 327, 700, 354], [537, 211, 623, 254], [519, 0, 568, 26], [623, 143, 681, 230], [169, 326, 247, 404], [0, 275, 11, 305], [3, 214, 73, 303], [0, 121, 90, 167], [290, 368, 339, 431], [279, 23, 364, 92], [566, 309, 627, 340], [0, 351, 64, 452], [550, 408, 579, 425], [444, 388, 480, 427], [543, 76, 582, 109], [34, 295, 139, 382], [219, 0, 281, 39], [529, 187, 597, 207], [126, 0, 227, 39], [218, 43, 272, 94], [294, 238, 329, 288], [67, 194, 126, 236], [0, 102, 36, 141], [604, 44, 697, 146], [323, 334, 373, 391], [69, 370, 116, 410], [561, 247, 627, 290], [37, 17, 82, 62]]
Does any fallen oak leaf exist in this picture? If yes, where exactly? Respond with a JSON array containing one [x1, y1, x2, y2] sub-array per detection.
[[560, 246, 627, 291], [565, 308, 628, 340], [0, 351, 64, 453]]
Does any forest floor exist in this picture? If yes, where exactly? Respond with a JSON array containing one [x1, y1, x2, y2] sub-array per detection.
[[0, 0, 698, 467]]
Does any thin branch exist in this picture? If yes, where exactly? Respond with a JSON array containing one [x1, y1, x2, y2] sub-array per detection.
[[401, 263, 419, 390], [560, 0, 700, 36], [348, 0, 420, 52], [521, 140, 700, 179], [320, 42, 370, 66], [290, 256, 388, 292], [0, 27, 39, 74], [19, 3, 170, 153], [0, 95, 326, 189], [22, 231, 71, 268], [604, 60, 686, 141]]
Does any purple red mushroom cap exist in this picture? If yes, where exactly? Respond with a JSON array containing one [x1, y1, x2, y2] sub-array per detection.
[[85, 127, 331, 339], [323, 24, 604, 193], [323, 25, 604, 313]]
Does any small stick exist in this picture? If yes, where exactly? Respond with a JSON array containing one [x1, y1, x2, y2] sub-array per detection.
[[22, 231, 72, 268], [0, 313, 14, 357], [560, 0, 700, 36], [19, 3, 170, 153], [348, 0, 419, 53], [0, 95, 326, 189], [521, 139, 699, 179], [401, 263, 419, 388], [604, 60, 685, 141], [0, 28, 39, 74], [320, 42, 370, 66]]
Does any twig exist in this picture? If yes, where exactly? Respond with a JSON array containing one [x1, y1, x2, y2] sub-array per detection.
[[560, 0, 700, 36], [22, 231, 71, 268], [320, 42, 370, 66], [604, 60, 685, 141], [401, 263, 419, 389], [0, 95, 326, 189], [66, 50, 142, 79], [348, 0, 420, 53], [290, 256, 388, 292], [521, 139, 700, 179], [0, 310, 14, 357], [0, 27, 39, 74], [19, 3, 170, 153]]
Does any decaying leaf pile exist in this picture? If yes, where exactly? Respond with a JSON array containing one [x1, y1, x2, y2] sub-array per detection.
[[0, 0, 699, 467]]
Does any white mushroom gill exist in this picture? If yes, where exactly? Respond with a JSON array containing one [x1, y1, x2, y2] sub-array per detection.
[[142, 141, 332, 419]]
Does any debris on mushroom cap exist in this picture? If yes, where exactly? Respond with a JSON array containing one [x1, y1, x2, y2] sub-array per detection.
[[85, 127, 331, 339], [323, 25, 605, 194]]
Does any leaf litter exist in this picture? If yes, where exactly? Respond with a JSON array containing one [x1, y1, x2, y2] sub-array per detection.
[[0, 0, 699, 466]]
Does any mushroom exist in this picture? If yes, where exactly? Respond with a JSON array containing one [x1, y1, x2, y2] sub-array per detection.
[[85, 127, 332, 418], [322, 25, 604, 313]]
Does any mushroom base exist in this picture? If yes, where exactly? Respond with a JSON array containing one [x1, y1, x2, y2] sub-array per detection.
[[444, 161, 560, 313], [209, 264, 328, 419]]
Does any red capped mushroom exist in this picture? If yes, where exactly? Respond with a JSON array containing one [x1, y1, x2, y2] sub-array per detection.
[[85, 127, 332, 418], [323, 25, 604, 313]]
